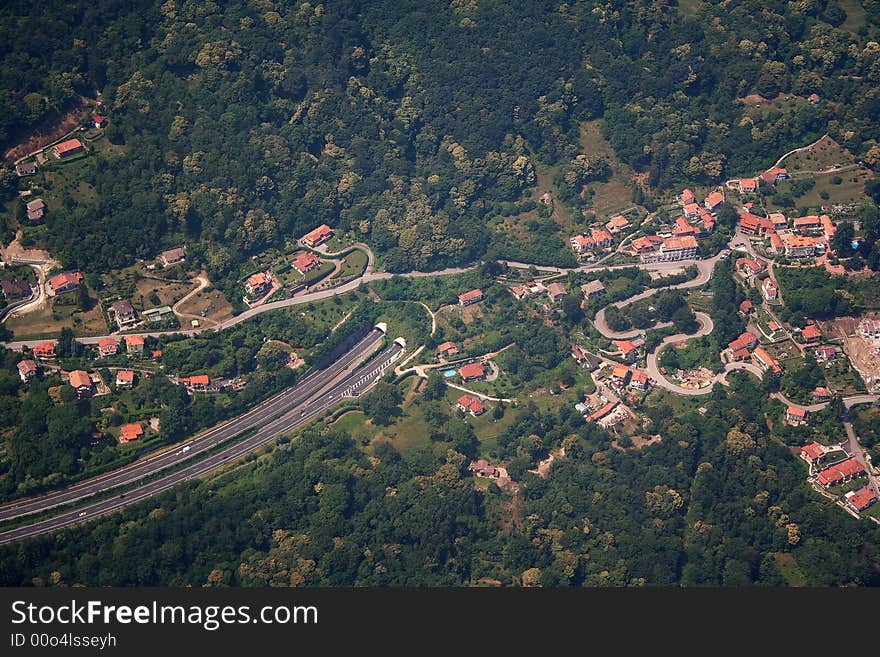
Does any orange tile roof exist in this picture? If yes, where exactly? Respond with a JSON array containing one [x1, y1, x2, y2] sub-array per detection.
[[458, 289, 483, 303], [54, 138, 84, 155], [125, 334, 145, 346], [802, 325, 821, 340], [459, 362, 486, 380], [302, 224, 332, 244], [787, 406, 807, 418], [847, 488, 877, 511], [68, 370, 92, 389], [612, 364, 631, 379], [587, 401, 617, 422], [705, 191, 724, 207], [119, 423, 144, 443], [800, 442, 825, 461], [116, 370, 135, 384], [662, 235, 698, 250]]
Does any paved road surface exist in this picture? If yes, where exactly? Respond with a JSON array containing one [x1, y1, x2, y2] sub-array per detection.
[[0, 328, 387, 523], [0, 339, 405, 544]]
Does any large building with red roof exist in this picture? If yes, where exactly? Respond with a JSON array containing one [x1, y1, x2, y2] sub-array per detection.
[[458, 362, 486, 382], [816, 458, 865, 487], [52, 138, 84, 158], [300, 224, 333, 247]]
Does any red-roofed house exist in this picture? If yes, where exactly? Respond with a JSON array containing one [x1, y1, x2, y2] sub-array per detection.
[[47, 271, 84, 296], [629, 370, 649, 391], [17, 360, 38, 383], [606, 215, 630, 233], [546, 282, 567, 303], [458, 289, 484, 306], [673, 216, 700, 237], [739, 300, 753, 315], [641, 236, 698, 263], [591, 228, 614, 248], [245, 272, 272, 298], [119, 423, 144, 443], [181, 374, 210, 390], [845, 488, 877, 513], [93, 114, 107, 128], [681, 189, 695, 205], [33, 342, 56, 359], [300, 224, 333, 247], [292, 251, 320, 275], [631, 235, 663, 254], [456, 394, 486, 416], [768, 212, 788, 229], [614, 340, 638, 362], [793, 215, 822, 232], [587, 401, 617, 423], [611, 364, 631, 386], [705, 191, 724, 211], [752, 346, 781, 374], [738, 178, 759, 194], [52, 138, 84, 158], [736, 257, 766, 276], [815, 345, 837, 362], [816, 458, 864, 487], [820, 215, 836, 240], [98, 338, 119, 358], [151, 349, 163, 360], [683, 203, 702, 219], [800, 442, 826, 464], [125, 334, 145, 355], [728, 331, 759, 353], [785, 405, 808, 426], [761, 168, 788, 186], [437, 341, 459, 357], [730, 347, 751, 362], [459, 362, 486, 382], [116, 370, 135, 387], [801, 325, 821, 344], [68, 370, 93, 398], [469, 459, 499, 478], [570, 234, 596, 253], [812, 387, 831, 403], [762, 278, 778, 301]]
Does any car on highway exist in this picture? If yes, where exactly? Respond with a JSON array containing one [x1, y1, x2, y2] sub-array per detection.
[[78, 512, 86, 517]]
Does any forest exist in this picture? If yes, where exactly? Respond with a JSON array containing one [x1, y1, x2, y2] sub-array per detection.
[[1, 0, 879, 284]]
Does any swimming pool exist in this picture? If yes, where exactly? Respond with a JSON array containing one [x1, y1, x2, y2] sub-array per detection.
[[444, 370, 457, 378]]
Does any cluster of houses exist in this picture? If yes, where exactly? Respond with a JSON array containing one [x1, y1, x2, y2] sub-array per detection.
[[16, 335, 149, 386], [570, 227, 614, 255], [15, 119, 106, 177], [799, 443, 876, 513], [726, 330, 782, 374], [738, 209, 837, 259], [858, 318, 880, 343]]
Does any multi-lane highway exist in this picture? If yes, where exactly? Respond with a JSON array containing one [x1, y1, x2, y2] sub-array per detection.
[[0, 325, 389, 524], [0, 333, 405, 545]]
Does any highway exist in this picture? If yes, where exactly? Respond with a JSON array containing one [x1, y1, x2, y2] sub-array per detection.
[[0, 326, 388, 523], [0, 336, 405, 545]]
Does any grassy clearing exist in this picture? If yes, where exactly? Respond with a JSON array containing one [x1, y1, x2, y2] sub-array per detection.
[[782, 136, 853, 172], [334, 248, 368, 279], [771, 552, 807, 587], [579, 120, 641, 217], [6, 292, 108, 339]]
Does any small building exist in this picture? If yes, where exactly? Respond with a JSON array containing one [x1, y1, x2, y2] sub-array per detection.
[[728, 331, 760, 353], [1, 279, 31, 300], [704, 191, 724, 211], [119, 423, 144, 443], [739, 300, 753, 315], [570, 234, 595, 253], [17, 360, 38, 383], [800, 442, 826, 464], [459, 362, 486, 382], [581, 279, 605, 299], [116, 370, 135, 387], [159, 247, 187, 267], [68, 370, 93, 398], [614, 340, 638, 362], [437, 341, 459, 358], [456, 394, 486, 416], [47, 271, 84, 296], [587, 401, 617, 423], [292, 251, 321, 275], [730, 347, 751, 362], [590, 228, 614, 249], [768, 212, 788, 229], [32, 342, 57, 359], [245, 272, 272, 298], [301, 224, 333, 248], [631, 235, 663, 254], [808, 93, 821, 104], [151, 349, 163, 360], [673, 216, 700, 238], [858, 318, 880, 341], [683, 203, 702, 219], [793, 216, 822, 232], [815, 345, 837, 362], [109, 299, 138, 328], [143, 305, 173, 323], [845, 488, 877, 513], [736, 257, 765, 276], [752, 346, 781, 374], [512, 280, 544, 300], [611, 364, 631, 387], [458, 289, 484, 307], [15, 161, 37, 176], [629, 370, 649, 391], [761, 168, 788, 186], [816, 458, 864, 487], [93, 114, 107, 128], [785, 405, 808, 426], [680, 189, 696, 205], [546, 282, 567, 303], [606, 215, 630, 233], [762, 278, 778, 301], [26, 198, 45, 223], [181, 374, 210, 390], [125, 334, 145, 355], [52, 138, 85, 158], [469, 459, 499, 478], [97, 338, 119, 358], [738, 178, 759, 194], [801, 324, 821, 344], [812, 387, 831, 403]]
